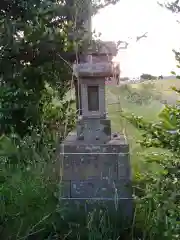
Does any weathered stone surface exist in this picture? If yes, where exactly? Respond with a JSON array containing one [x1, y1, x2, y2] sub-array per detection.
[[76, 118, 111, 142], [100, 119, 111, 136], [73, 62, 114, 78], [118, 152, 131, 179], [60, 132, 131, 183], [61, 153, 118, 181], [58, 48, 132, 224], [61, 131, 128, 151], [80, 78, 106, 118], [70, 179, 132, 199]]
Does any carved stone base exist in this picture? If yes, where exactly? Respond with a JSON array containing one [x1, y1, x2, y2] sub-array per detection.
[[59, 131, 133, 223]]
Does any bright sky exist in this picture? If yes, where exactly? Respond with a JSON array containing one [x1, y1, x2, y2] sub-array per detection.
[[92, 0, 180, 77]]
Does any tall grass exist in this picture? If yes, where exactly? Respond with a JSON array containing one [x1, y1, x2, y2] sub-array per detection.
[[1, 132, 179, 239], [1, 82, 179, 239], [0, 132, 59, 239]]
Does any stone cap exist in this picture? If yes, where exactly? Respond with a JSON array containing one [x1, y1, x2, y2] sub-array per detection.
[[73, 62, 118, 78]]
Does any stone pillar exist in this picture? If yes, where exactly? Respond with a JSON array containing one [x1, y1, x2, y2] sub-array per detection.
[[59, 53, 133, 225]]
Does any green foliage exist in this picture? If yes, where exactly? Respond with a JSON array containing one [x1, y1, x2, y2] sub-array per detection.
[[120, 82, 162, 107], [135, 152, 180, 240], [141, 82, 162, 100], [119, 83, 131, 92], [140, 73, 157, 80], [124, 84, 156, 105], [0, 132, 58, 239], [0, 1, 126, 239], [124, 86, 180, 239], [0, 166, 58, 239], [125, 100, 180, 153], [2, 0, 180, 239], [0, 0, 75, 137], [121, 10, 180, 232], [0, 4, 76, 227]]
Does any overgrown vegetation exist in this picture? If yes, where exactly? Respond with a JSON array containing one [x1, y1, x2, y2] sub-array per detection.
[[120, 82, 161, 105], [124, 94, 180, 239], [140, 73, 157, 80], [0, 0, 180, 239]]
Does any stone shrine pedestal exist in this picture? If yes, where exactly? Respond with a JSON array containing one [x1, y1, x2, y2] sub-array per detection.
[[60, 132, 133, 222], [59, 53, 133, 227]]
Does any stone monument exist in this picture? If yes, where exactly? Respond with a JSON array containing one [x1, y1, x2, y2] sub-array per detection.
[[59, 49, 133, 224]]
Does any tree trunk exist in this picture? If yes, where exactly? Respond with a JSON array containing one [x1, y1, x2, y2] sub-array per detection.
[[74, 79, 82, 116]]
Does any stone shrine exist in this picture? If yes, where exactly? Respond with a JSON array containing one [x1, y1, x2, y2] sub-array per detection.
[[59, 50, 133, 223]]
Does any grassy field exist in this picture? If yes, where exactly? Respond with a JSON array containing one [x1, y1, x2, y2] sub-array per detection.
[[106, 79, 178, 177], [1, 79, 179, 239]]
